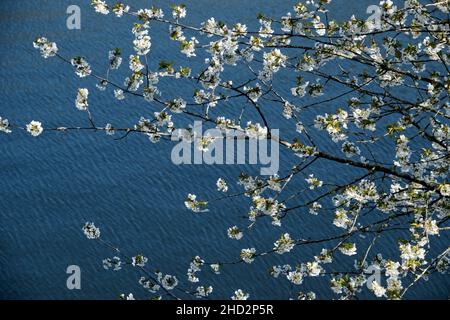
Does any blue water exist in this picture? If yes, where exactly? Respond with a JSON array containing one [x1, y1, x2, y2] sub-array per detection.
[[0, 0, 448, 299]]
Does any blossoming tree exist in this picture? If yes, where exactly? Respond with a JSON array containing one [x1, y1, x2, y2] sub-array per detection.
[[2, 0, 449, 299]]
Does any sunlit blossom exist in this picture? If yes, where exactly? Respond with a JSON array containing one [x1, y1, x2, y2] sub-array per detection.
[[26, 120, 43, 137]]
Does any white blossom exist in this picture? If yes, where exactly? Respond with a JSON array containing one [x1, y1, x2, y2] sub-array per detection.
[[240, 248, 256, 263], [144, 85, 159, 102], [386, 277, 403, 298], [287, 270, 303, 285], [196, 134, 215, 152], [333, 209, 353, 229], [131, 254, 148, 267], [187, 270, 199, 283], [82, 222, 100, 239], [216, 178, 228, 192], [96, 79, 108, 91], [114, 89, 125, 100], [298, 291, 316, 300], [119, 293, 135, 300], [313, 15, 326, 36], [196, 286, 213, 297], [370, 280, 386, 298], [282, 102, 294, 119], [91, 0, 109, 14], [263, 49, 287, 73], [339, 243, 357, 256], [172, 4, 186, 19], [267, 175, 282, 192], [245, 121, 267, 139], [316, 249, 333, 264], [26, 120, 43, 137], [112, 3, 129, 17], [166, 98, 186, 113], [344, 180, 379, 204], [291, 81, 309, 97], [184, 193, 208, 212], [385, 260, 401, 278], [33, 37, 58, 58], [258, 18, 273, 38], [124, 72, 144, 91], [227, 226, 243, 240], [231, 289, 249, 300], [75, 88, 89, 110], [129, 55, 143, 72], [309, 202, 322, 215], [108, 49, 122, 69], [274, 233, 295, 254], [249, 36, 264, 51], [133, 31, 151, 55], [103, 256, 122, 271], [161, 274, 178, 290], [233, 23, 247, 37], [71, 57, 91, 78], [423, 36, 445, 61], [399, 243, 426, 271], [438, 184, 450, 197], [341, 141, 361, 158], [201, 18, 217, 35], [139, 277, 160, 293], [0, 117, 11, 133], [181, 37, 198, 57], [105, 123, 115, 135], [424, 219, 439, 236], [305, 261, 322, 277], [305, 174, 323, 189], [244, 84, 262, 102], [210, 263, 220, 274]]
